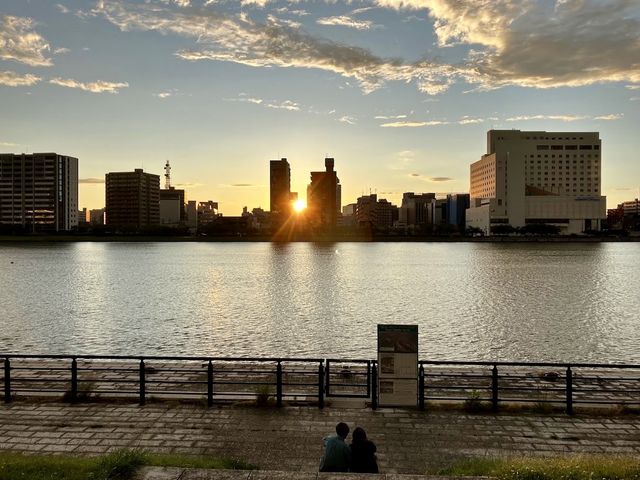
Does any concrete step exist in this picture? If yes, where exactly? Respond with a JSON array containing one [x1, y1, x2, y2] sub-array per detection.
[[136, 467, 490, 480]]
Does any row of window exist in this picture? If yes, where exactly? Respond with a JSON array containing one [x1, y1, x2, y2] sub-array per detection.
[[536, 144, 599, 150]]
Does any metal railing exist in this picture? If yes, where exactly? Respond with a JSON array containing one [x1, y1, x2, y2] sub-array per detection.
[[418, 360, 640, 414], [2, 355, 639, 414]]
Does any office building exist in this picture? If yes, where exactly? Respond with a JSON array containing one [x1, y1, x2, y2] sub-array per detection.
[[105, 169, 160, 229], [197, 201, 219, 225], [307, 158, 341, 227], [446, 194, 470, 232], [0, 153, 78, 232], [466, 130, 606, 234], [270, 158, 293, 221], [159, 187, 185, 227], [355, 194, 397, 230], [398, 192, 436, 228], [89, 208, 104, 225]]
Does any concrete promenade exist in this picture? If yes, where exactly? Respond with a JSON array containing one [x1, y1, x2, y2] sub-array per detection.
[[1, 402, 639, 474]]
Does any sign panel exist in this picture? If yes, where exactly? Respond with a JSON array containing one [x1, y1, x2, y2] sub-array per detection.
[[377, 324, 418, 407]]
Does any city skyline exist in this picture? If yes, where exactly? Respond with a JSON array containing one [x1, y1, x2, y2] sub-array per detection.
[[1, 0, 639, 214]]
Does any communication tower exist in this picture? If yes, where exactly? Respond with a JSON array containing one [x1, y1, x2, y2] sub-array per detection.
[[164, 160, 171, 189]]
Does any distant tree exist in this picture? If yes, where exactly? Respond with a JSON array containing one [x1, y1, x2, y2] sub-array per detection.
[[491, 224, 516, 235]]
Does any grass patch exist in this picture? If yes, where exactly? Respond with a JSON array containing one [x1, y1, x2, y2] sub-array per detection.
[[0, 449, 255, 480], [436, 455, 640, 480]]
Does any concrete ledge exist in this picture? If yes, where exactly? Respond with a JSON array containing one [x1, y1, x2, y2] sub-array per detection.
[[136, 468, 490, 480]]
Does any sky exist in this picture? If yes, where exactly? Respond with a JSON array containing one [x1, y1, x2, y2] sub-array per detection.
[[1, 0, 639, 215]]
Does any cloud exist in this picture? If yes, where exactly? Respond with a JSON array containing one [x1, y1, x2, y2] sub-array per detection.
[[506, 113, 622, 122], [174, 182, 204, 188], [339, 115, 356, 124], [410, 173, 420, 176], [93, 1, 460, 95], [380, 120, 448, 127], [265, 100, 299, 111], [457, 116, 484, 125], [626, 85, 640, 90], [430, 176, 453, 182], [154, 91, 173, 98], [49, 77, 129, 93], [374, 114, 408, 120], [594, 113, 623, 121], [79, 177, 105, 184], [0, 70, 41, 87], [229, 183, 257, 187], [0, 141, 18, 147], [56, 4, 70, 14], [374, 0, 640, 89], [53, 47, 70, 55], [317, 15, 374, 31], [0, 15, 53, 67]]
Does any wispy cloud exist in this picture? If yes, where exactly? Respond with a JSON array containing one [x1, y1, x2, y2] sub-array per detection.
[[154, 91, 173, 99], [49, 77, 129, 93], [229, 183, 257, 187], [338, 115, 356, 125], [93, 1, 459, 95], [374, 114, 408, 120], [0, 141, 18, 147], [79, 177, 105, 184], [0, 70, 41, 87], [457, 116, 484, 125], [0, 15, 52, 67], [430, 176, 453, 182], [626, 85, 640, 90], [506, 113, 623, 122], [265, 100, 299, 111], [174, 182, 204, 188], [380, 120, 448, 127], [53, 47, 70, 55], [317, 15, 374, 31]]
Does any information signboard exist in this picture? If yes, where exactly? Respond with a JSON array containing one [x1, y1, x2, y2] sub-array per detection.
[[377, 324, 418, 406]]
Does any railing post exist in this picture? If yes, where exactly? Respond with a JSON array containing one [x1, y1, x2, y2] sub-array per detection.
[[207, 360, 213, 407], [139, 359, 146, 406], [491, 365, 499, 412], [276, 361, 283, 408], [418, 364, 425, 411], [318, 361, 324, 409], [325, 360, 331, 397], [4, 357, 10, 404], [371, 362, 378, 410], [71, 358, 78, 404], [566, 366, 573, 415]]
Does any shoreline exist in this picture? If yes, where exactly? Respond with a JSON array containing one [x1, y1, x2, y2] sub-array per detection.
[[0, 234, 638, 243]]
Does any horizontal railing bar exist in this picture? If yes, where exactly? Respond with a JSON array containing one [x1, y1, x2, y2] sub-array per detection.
[[2, 354, 324, 362], [419, 360, 640, 369]]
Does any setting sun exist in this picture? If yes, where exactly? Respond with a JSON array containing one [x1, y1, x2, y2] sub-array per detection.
[[293, 199, 306, 213]]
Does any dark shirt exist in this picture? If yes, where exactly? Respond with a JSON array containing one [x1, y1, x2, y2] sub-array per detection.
[[350, 439, 378, 473], [319, 435, 351, 472]]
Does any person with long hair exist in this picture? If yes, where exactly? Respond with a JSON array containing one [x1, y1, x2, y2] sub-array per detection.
[[350, 427, 378, 473]]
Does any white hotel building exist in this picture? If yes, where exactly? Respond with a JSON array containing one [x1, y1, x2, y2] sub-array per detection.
[[466, 130, 606, 235]]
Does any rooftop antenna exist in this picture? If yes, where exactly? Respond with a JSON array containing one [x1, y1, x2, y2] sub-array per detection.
[[164, 160, 171, 189]]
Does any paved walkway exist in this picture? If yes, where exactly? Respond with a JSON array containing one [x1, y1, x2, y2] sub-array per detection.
[[1, 402, 639, 474]]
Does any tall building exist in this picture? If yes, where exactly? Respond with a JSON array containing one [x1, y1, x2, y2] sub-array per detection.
[[307, 157, 341, 228], [466, 130, 606, 234], [270, 158, 292, 219], [446, 194, 471, 232], [0, 153, 78, 232], [159, 187, 185, 227], [398, 192, 436, 228], [356, 194, 397, 230], [105, 169, 160, 229]]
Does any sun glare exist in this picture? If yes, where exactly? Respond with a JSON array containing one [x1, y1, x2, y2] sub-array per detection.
[[293, 199, 306, 213]]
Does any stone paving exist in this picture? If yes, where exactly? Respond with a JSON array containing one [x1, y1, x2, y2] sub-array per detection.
[[1, 401, 640, 474]]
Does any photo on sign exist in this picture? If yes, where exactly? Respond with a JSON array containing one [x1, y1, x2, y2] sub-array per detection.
[[380, 380, 394, 394], [380, 354, 395, 375], [378, 330, 418, 353]]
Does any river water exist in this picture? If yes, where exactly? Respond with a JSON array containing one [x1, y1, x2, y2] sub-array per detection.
[[1, 242, 638, 363]]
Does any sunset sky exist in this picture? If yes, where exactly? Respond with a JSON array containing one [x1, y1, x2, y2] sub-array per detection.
[[1, 0, 639, 214]]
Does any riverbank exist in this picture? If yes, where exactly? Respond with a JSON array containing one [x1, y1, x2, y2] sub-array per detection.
[[1, 402, 639, 474], [0, 234, 637, 243]]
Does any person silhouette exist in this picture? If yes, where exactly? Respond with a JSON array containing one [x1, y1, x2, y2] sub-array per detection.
[[319, 422, 351, 472], [350, 427, 378, 473]]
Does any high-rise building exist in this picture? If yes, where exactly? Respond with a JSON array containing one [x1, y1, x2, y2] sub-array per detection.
[[466, 130, 606, 234], [159, 187, 185, 227], [0, 153, 78, 232], [355, 194, 397, 230], [307, 157, 341, 227], [398, 192, 436, 228], [105, 169, 160, 229], [446, 194, 471, 232], [270, 158, 291, 219]]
